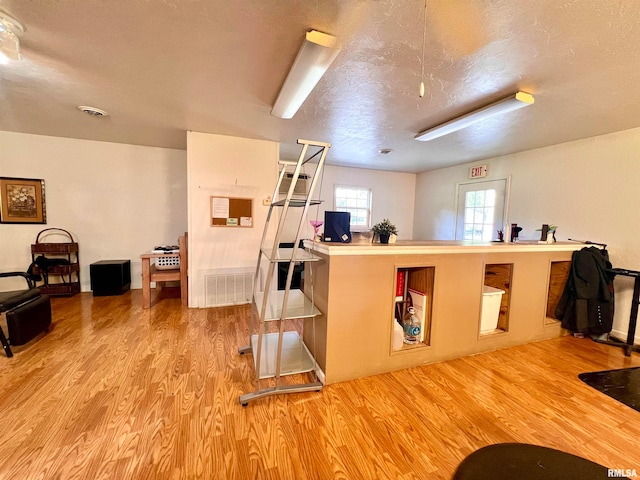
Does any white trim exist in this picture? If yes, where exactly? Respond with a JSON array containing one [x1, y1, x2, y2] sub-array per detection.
[[314, 365, 326, 385], [504, 174, 512, 234], [610, 328, 640, 346], [333, 183, 372, 229], [454, 176, 509, 241]]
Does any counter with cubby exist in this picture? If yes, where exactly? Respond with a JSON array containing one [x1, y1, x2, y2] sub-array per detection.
[[303, 240, 582, 385]]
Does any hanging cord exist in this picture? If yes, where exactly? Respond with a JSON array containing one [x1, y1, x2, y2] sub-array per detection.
[[419, 0, 427, 97]]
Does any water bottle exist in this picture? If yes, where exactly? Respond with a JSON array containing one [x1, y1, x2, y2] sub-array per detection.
[[403, 307, 421, 344]]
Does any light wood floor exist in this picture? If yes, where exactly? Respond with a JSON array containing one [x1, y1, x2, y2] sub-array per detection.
[[1, 290, 639, 479]]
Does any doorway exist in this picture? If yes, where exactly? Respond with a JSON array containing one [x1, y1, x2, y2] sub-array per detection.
[[455, 179, 508, 241]]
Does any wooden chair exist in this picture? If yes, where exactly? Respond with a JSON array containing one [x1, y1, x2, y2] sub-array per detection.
[[141, 233, 188, 309]]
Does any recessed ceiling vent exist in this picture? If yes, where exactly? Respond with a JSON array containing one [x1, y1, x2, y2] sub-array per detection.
[[77, 105, 109, 117]]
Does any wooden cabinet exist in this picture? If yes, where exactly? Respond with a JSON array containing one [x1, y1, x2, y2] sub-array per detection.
[[31, 228, 80, 296]]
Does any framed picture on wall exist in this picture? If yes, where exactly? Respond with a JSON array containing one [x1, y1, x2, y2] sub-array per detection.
[[0, 177, 47, 224]]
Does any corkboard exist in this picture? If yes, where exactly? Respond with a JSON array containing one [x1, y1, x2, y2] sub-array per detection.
[[210, 196, 253, 227]]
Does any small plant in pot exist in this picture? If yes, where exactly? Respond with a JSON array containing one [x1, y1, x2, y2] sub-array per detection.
[[372, 218, 398, 244]]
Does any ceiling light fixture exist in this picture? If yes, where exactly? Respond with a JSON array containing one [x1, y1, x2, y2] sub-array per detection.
[[271, 30, 341, 119], [0, 10, 24, 64], [414, 91, 535, 142]]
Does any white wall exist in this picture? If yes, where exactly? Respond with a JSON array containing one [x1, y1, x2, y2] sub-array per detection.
[[185, 135, 417, 306], [414, 126, 640, 342], [186, 132, 278, 307], [1, 130, 415, 307], [281, 164, 417, 242], [0, 131, 187, 291]]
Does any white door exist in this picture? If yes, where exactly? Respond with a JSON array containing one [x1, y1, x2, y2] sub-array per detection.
[[455, 179, 508, 241]]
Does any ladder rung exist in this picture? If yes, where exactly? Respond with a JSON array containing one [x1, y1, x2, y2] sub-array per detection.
[[271, 199, 322, 207], [297, 138, 332, 148]]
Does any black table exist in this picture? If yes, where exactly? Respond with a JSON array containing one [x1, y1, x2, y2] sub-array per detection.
[[90, 260, 131, 296], [593, 268, 640, 356]]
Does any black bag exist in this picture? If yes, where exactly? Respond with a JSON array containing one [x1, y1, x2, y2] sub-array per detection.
[[28, 255, 70, 285]]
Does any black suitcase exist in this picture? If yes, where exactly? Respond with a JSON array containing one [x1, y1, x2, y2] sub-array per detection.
[[6, 295, 52, 346]]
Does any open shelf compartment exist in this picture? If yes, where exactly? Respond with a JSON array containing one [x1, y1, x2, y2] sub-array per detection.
[[392, 266, 434, 352], [254, 289, 321, 321], [546, 261, 571, 325], [260, 247, 321, 263], [481, 263, 512, 335], [251, 331, 316, 379]]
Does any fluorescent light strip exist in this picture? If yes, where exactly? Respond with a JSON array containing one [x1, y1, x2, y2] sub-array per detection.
[[0, 11, 24, 63], [414, 91, 535, 142], [271, 30, 341, 119]]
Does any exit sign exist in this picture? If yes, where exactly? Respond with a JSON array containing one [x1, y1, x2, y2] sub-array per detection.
[[469, 165, 488, 178]]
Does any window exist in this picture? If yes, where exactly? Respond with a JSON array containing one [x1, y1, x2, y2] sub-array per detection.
[[334, 185, 372, 230], [463, 190, 496, 241]]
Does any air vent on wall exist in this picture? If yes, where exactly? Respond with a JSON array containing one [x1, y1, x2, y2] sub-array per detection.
[[204, 270, 254, 307], [279, 173, 309, 195], [77, 105, 109, 117]]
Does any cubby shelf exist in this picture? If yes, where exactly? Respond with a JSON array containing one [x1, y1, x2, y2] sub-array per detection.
[[482, 263, 513, 335], [250, 332, 316, 379], [253, 289, 322, 322], [392, 266, 434, 352], [260, 247, 321, 263]]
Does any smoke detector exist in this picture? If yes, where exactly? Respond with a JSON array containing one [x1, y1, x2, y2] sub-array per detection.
[[77, 105, 109, 117]]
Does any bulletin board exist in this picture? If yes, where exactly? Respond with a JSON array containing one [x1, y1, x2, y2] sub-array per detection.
[[210, 196, 253, 227]]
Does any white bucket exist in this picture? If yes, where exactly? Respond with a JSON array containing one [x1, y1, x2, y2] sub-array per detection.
[[481, 285, 505, 334]]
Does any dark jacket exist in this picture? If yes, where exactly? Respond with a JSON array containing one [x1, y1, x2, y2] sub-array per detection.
[[555, 246, 615, 335]]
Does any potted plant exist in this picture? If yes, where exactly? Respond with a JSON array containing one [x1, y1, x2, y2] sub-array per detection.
[[535, 224, 558, 243], [372, 218, 398, 244]]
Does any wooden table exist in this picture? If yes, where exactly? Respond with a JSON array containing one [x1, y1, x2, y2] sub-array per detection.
[[140, 234, 187, 308]]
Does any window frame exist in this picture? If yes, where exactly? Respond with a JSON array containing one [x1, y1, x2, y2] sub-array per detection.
[[333, 184, 372, 231]]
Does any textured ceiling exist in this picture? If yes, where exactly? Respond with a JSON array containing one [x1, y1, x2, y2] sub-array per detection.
[[1, 1, 640, 173]]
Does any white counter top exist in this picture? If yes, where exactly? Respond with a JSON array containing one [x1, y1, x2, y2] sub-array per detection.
[[304, 239, 584, 256]]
